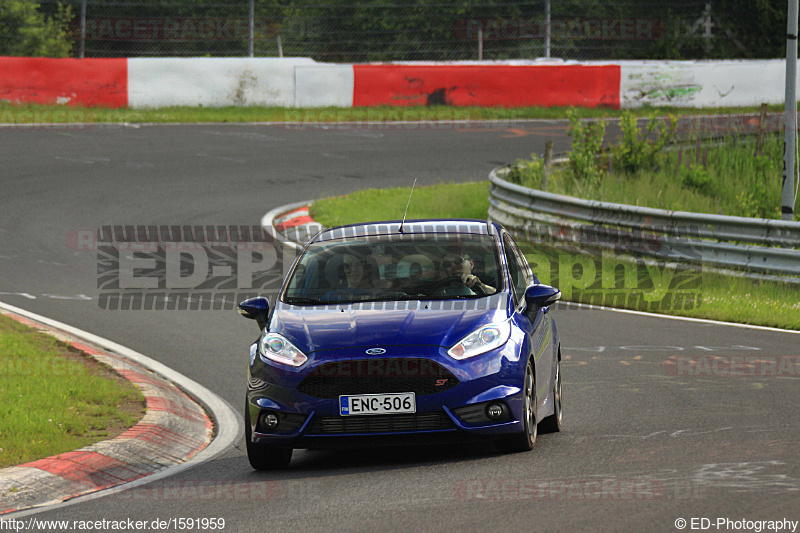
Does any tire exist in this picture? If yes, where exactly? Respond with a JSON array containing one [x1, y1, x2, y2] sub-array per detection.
[[496, 359, 537, 453], [539, 350, 563, 434], [245, 403, 292, 470]]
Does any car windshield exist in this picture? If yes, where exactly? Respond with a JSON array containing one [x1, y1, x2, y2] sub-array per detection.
[[282, 233, 502, 305]]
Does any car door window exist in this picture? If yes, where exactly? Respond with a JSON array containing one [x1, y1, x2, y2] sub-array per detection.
[[507, 234, 534, 287], [503, 234, 527, 305]]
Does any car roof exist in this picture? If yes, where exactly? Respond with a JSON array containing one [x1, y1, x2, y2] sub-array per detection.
[[313, 219, 500, 242]]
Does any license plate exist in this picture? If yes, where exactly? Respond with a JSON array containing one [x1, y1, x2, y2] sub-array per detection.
[[339, 392, 416, 416]]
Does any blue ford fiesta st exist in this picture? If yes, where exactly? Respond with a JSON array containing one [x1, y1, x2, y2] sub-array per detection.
[[238, 219, 562, 469]]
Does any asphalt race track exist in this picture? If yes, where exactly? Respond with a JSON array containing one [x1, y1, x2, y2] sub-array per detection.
[[2, 120, 799, 532]]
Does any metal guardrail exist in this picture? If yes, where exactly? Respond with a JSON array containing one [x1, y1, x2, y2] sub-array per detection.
[[488, 167, 800, 281]]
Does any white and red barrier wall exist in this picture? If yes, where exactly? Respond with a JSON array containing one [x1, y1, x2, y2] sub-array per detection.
[[0, 56, 792, 110]]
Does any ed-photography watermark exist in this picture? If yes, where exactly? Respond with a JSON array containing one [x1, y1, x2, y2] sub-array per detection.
[[674, 517, 798, 532], [68, 225, 289, 311], [513, 222, 704, 312], [526, 248, 703, 312], [68, 221, 705, 312]]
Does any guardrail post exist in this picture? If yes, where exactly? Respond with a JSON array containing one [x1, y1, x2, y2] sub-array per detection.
[[79, 0, 87, 58], [783, 0, 798, 221], [544, 0, 551, 58], [248, 0, 255, 57], [756, 103, 768, 156], [542, 140, 554, 190]]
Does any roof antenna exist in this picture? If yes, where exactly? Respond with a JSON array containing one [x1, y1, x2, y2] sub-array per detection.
[[399, 178, 417, 234]]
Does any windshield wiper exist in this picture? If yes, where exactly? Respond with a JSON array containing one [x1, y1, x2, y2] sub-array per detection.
[[358, 295, 420, 303], [283, 297, 323, 306]]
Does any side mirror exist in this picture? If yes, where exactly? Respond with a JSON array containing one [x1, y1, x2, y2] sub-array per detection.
[[238, 296, 270, 331], [524, 284, 561, 309]]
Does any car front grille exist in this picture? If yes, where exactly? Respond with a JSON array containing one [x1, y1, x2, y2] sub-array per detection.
[[297, 358, 459, 399], [306, 412, 455, 435]]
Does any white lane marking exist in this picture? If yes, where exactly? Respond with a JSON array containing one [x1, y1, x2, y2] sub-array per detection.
[[590, 460, 799, 495], [195, 152, 246, 164], [0, 293, 96, 301], [566, 345, 763, 353], [54, 156, 110, 164], [602, 426, 764, 441], [0, 292, 36, 299], [693, 461, 800, 492], [669, 427, 736, 437], [0, 123, 139, 129], [559, 301, 800, 335], [0, 300, 242, 517], [123, 161, 155, 169]]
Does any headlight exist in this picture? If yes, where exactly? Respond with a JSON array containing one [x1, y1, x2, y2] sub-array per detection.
[[259, 332, 308, 367], [447, 321, 511, 360]]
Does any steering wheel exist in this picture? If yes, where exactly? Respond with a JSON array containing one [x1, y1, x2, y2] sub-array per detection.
[[424, 276, 488, 296]]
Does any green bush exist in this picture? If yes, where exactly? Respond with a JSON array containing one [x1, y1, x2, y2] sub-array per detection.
[[566, 108, 606, 186], [612, 111, 677, 173], [678, 164, 714, 195], [506, 154, 545, 188]]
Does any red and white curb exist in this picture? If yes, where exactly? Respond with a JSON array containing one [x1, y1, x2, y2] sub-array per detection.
[[0, 303, 240, 516], [262, 201, 325, 252]]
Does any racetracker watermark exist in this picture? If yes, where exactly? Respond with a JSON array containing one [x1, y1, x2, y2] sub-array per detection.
[[453, 18, 665, 40], [454, 478, 704, 501], [665, 355, 800, 378], [103, 480, 279, 501], [275, 108, 477, 128], [0, 107, 97, 127], [0, 357, 81, 378], [72, 225, 289, 311], [673, 113, 786, 137], [78, 18, 279, 41]]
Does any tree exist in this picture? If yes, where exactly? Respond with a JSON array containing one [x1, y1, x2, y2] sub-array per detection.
[[0, 0, 73, 57]]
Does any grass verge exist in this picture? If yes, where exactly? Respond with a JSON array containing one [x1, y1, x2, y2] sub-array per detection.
[[310, 181, 800, 330], [0, 314, 146, 468], [0, 102, 784, 124], [511, 126, 797, 220]]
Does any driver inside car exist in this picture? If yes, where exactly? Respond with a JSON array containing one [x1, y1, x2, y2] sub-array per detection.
[[437, 252, 497, 297]]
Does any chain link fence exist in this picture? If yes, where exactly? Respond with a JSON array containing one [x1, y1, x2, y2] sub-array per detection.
[[38, 0, 783, 61]]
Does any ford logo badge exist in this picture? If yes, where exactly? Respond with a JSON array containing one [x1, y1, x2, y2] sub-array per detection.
[[366, 348, 386, 355]]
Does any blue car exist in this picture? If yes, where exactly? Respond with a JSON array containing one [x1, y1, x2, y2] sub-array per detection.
[[238, 219, 562, 469]]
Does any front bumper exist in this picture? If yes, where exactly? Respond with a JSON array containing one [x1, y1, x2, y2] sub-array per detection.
[[246, 342, 527, 448]]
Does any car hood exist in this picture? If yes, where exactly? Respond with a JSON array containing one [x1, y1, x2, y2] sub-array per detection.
[[271, 294, 510, 354]]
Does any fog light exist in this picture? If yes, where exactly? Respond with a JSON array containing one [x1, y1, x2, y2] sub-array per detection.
[[486, 403, 505, 420], [261, 412, 279, 429]]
